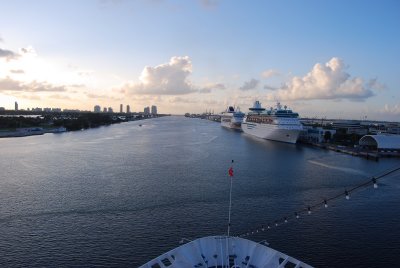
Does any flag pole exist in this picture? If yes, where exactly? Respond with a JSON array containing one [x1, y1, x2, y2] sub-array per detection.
[[227, 160, 234, 237]]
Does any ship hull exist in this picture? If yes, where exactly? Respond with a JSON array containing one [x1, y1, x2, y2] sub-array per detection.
[[221, 119, 242, 130], [241, 122, 302, 144], [220, 113, 244, 130]]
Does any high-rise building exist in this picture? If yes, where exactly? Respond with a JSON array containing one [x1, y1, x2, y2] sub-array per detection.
[[151, 105, 157, 115], [144, 106, 150, 114], [108, 107, 113, 113], [120, 104, 123, 113], [15, 101, 18, 111], [94, 105, 101, 113], [103, 107, 107, 113], [126, 105, 130, 113]]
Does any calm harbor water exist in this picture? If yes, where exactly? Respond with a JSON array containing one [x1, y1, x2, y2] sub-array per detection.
[[0, 116, 399, 267]]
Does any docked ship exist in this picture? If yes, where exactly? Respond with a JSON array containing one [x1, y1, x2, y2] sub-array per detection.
[[220, 106, 245, 130], [241, 101, 303, 144]]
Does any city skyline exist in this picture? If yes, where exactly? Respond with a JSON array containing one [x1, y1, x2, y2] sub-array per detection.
[[0, 0, 399, 120]]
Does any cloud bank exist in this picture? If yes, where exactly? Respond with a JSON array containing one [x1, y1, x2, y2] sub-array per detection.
[[268, 57, 374, 101], [0, 77, 67, 92]]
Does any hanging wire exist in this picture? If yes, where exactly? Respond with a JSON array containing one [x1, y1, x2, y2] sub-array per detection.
[[237, 165, 400, 238]]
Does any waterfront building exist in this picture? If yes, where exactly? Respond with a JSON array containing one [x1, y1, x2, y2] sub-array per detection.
[[151, 105, 157, 115], [331, 120, 367, 135], [44, 108, 52, 112], [52, 108, 62, 112], [103, 107, 107, 113], [144, 106, 150, 115], [120, 104, 123, 113], [300, 126, 336, 143], [359, 134, 400, 153], [0, 107, 5, 111], [94, 105, 101, 113], [108, 107, 113, 113], [15, 101, 18, 111], [126, 105, 130, 113]]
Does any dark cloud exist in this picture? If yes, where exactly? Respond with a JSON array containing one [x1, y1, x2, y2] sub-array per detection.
[[239, 78, 259, 90], [10, 69, 25, 74], [263, 84, 278, 91], [0, 48, 19, 60], [199, 83, 225, 93]]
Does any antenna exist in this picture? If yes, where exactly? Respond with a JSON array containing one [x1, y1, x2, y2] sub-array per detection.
[[227, 160, 234, 236]]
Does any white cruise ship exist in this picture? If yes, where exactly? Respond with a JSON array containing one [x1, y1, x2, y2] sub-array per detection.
[[140, 235, 313, 268], [241, 101, 303, 144], [220, 106, 245, 130]]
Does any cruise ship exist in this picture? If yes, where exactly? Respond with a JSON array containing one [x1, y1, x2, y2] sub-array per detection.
[[140, 235, 312, 268], [241, 101, 303, 144], [220, 106, 245, 130]]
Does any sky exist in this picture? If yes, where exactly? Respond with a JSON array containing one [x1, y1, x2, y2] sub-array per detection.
[[0, 0, 399, 120]]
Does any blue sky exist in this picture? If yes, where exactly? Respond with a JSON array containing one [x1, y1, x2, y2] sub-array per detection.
[[0, 0, 399, 120]]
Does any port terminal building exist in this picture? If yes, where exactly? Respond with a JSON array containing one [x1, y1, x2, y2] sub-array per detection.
[[359, 134, 400, 152]]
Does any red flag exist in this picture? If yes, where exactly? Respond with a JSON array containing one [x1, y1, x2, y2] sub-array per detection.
[[228, 167, 234, 177]]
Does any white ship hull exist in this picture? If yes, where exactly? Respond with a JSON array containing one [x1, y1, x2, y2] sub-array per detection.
[[221, 118, 242, 129], [220, 112, 244, 130], [242, 122, 302, 144]]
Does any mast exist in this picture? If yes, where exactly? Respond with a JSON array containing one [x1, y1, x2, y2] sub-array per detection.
[[227, 160, 234, 236]]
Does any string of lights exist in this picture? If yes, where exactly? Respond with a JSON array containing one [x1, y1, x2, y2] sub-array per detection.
[[236, 165, 400, 238]]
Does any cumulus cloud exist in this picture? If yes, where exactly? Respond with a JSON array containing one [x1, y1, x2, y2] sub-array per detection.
[[239, 78, 259, 90], [261, 69, 280, 79], [0, 48, 19, 60], [268, 57, 375, 101], [0, 77, 67, 92], [123, 56, 196, 95]]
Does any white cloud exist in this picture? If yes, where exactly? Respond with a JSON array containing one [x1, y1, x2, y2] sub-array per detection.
[[261, 69, 280, 79], [123, 56, 196, 95], [239, 78, 259, 90], [268, 57, 374, 101]]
